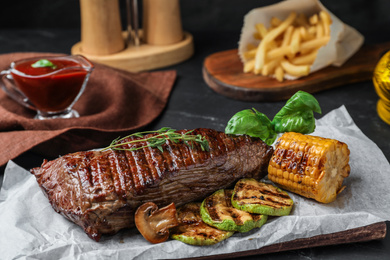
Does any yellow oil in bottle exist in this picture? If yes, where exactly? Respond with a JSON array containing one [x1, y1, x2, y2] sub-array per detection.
[[373, 50, 390, 125]]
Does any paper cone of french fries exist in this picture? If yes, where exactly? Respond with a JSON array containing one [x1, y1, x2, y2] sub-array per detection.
[[238, 0, 364, 81]]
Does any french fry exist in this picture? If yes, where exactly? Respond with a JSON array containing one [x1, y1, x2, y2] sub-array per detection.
[[243, 48, 257, 59], [262, 58, 282, 76], [246, 43, 257, 51], [270, 16, 282, 27], [268, 40, 279, 50], [309, 14, 318, 25], [243, 59, 255, 73], [319, 11, 332, 36], [299, 26, 313, 41], [254, 12, 297, 73], [253, 32, 261, 40], [245, 41, 281, 60], [290, 50, 318, 65], [266, 46, 292, 60], [275, 66, 284, 82], [254, 46, 267, 74], [316, 22, 324, 38], [255, 23, 268, 39], [300, 36, 330, 54], [280, 59, 310, 77], [308, 26, 317, 36], [281, 25, 294, 47], [295, 13, 309, 28], [290, 28, 301, 54], [243, 10, 332, 81]]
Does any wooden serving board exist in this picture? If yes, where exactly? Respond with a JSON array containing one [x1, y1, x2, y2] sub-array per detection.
[[72, 31, 194, 72], [203, 42, 390, 102], [183, 222, 387, 260]]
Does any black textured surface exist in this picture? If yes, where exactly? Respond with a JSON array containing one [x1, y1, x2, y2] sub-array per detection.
[[1, 0, 390, 259]]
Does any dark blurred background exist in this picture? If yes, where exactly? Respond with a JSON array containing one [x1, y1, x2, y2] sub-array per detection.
[[1, 0, 390, 44]]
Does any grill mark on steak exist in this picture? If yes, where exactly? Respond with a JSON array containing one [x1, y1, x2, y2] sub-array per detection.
[[147, 145, 165, 179], [90, 153, 116, 202], [111, 150, 132, 197], [107, 151, 128, 200], [129, 138, 147, 193], [188, 129, 209, 164], [30, 128, 274, 241], [185, 132, 203, 167], [143, 145, 161, 183], [76, 152, 94, 194], [131, 143, 154, 188], [120, 137, 145, 194], [167, 137, 186, 171], [212, 131, 226, 164], [176, 138, 194, 169], [207, 129, 224, 159], [160, 139, 176, 174]]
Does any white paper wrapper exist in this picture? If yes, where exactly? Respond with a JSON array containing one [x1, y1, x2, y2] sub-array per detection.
[[238, 0, 365, 79], [1, 106, 390, 260]]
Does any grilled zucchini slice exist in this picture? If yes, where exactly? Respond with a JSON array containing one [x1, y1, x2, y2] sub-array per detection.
[[232, 178, 293, 216], [200, 189, 267, 233], [170, 202, 234, 246]]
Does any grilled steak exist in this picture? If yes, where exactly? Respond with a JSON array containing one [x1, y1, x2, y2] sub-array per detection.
[[30, 128, 273, 241]]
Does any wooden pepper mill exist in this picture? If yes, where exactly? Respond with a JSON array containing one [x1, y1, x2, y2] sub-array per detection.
[[142, 0, 183, 45], [79, 0, 125, 55], [72, 0, 193, 72]]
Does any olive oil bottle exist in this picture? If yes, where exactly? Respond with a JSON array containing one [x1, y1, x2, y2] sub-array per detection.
[[373, 50, 390, 125]]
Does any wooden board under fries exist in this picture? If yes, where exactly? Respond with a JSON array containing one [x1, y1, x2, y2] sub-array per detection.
[[202, 42, 390, 102]]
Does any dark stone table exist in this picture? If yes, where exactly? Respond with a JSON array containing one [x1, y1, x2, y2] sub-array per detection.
[[0, 26, 389, 259]]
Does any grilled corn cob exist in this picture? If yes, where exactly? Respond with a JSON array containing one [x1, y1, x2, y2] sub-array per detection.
[[268, 132, 350, 203]]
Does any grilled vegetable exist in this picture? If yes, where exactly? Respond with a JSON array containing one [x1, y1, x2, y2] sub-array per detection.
[[232, 178, 293, 216], [170, 202, 234, 246], [200, 189, 267, 233], [268, 132, 350, 203], [135, 202, 179, 244]]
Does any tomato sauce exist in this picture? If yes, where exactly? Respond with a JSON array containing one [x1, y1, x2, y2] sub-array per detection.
[[11, 58, 89, 112]]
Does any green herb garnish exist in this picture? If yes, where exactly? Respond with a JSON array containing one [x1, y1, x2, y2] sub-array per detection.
[[31, 59, 57, 69], [224, 108, 277, 145], [225, 91, 321, 145], [272, 90, 321, 133], [103, 127, 210, 153]]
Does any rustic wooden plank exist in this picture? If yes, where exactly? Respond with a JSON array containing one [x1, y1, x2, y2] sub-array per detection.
[[180, 222, 387, 260], [203, 42, 390, 101]]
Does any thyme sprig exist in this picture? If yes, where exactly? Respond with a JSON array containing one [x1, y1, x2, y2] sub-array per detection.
[[102, 127, 209, 153]]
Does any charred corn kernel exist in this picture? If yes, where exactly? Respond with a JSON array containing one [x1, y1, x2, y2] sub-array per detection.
[[268, 132, 350, 203]]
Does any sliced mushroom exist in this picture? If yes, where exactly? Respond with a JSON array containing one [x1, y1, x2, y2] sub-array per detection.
[[135, 202, 179, 244]]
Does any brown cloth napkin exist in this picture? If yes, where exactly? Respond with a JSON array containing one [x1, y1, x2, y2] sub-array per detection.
[[0, 52, 176, 166]]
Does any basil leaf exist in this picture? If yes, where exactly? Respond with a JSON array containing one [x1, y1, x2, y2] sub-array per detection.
[[31, 59, 57, 69], [271, 91, 321, 134], [225, 108, 277, 145]]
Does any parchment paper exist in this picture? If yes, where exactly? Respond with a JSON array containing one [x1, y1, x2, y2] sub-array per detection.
[[238, 0, 365, 79], [1, 106, 390, 260]]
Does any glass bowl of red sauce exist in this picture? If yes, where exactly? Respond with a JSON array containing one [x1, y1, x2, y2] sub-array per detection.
[[0, 55, 94, 120]]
